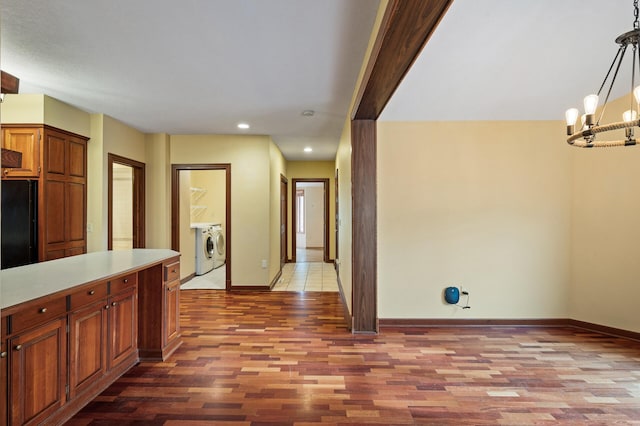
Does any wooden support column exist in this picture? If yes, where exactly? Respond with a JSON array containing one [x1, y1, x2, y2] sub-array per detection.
[[351, 119, 377, 333], [349, 0, 453, 333]]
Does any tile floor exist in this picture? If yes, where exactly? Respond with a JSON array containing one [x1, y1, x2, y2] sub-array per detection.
[[180, 265, 226, 290], [272, 262, 339, 292]]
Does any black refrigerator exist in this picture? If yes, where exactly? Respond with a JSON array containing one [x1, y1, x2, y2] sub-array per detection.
[[1, 179, 38, 269]]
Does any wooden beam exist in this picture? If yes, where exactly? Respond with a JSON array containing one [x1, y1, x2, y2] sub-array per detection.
[[1, 70, 20, 94], [1, 148, 22, 168], [352, 0, 453, 120], [349, 0, 453, 333]]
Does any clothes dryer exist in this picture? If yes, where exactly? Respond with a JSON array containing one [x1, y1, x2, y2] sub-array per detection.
[[211, 224, 226, 269], [195, 225, 215, 275]]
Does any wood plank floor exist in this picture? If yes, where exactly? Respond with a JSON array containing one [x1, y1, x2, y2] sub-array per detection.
[[68, 290, 640, 425]]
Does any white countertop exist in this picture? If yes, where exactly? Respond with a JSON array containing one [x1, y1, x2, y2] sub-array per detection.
[[1, 249, 180, 310]]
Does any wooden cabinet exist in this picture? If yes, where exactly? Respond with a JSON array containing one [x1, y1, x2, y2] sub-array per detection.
[[68, 276, 138, 401], [107, 284, 138, 370], [138, 257, 182, 361], [1, 321, 8, 426], [8, 317, 67, 425], [1, 127, 41, 178], [0, 251, 180, 424], [40, 127, 88, 261], [1, 124, 88, 263], [164, 260, 180, 346], [68, 286, 108, 400]]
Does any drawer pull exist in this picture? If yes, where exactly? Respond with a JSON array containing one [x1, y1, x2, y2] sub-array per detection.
[[172, 269, 177, 273], [39, 307, 47, 314], [105, 305, 110, 310], [112, 301, 117, 307], [14, 345, 22, 351], [123, 279, 128, 283], [0, 351, 7, 358], [89, 290, 95, 295]]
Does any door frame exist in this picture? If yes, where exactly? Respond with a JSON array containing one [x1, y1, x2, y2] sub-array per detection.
[[291, 178, 330, 263], [171, 163, 231, 290], [280, 174, 288, 267], [107, 153, 145, 250]]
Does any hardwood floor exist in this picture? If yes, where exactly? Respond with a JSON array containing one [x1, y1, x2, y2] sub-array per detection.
[[67, 290, 640, 425]]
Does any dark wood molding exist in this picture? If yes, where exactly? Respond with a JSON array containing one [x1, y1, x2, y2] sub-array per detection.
[[180, 273, 196, 285], [230, 286, 271, 291], [348, 0, 453, 333], [567, 319, 640, 342], [107, 153, 146, 250], [336, 272, 352, 332], [1, 70, 19, 94], [291, 178, 330, 263], [269, 269, 283, 290], [171, 163, 232, 290], [352, 0, 453, 120], [379, 318, 571, 328], [378, 318, 640, 342], [351, 119, 377, 333], [1, 148, 22, 168]]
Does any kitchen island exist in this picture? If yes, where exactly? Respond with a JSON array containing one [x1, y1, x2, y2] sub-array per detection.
[[0, 249, 182, 425]]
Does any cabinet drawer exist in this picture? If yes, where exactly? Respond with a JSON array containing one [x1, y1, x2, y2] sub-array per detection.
[[10, 296, 67, 334], [164, 261, 180, 283], [70, 282, 108, 310], [110, 272, 137, 295]]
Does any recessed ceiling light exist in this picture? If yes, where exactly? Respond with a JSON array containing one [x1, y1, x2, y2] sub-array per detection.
[[237, 123, 250, 129], [304, 147, 313, 152], [301, 110, 315, 117]]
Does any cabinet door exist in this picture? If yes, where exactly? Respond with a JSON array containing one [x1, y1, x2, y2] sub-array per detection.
[[1, 338, 7, 426], [1, 127, 40, 178], [108, 286, 137, 370], [8, 317, 67, 426], [69, 299, 107, 399], [164, 280, 180, 345]]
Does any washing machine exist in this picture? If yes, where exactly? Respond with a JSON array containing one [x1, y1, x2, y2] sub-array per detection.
[[210, 224, 226, 269], [195, 225, 215, 275]]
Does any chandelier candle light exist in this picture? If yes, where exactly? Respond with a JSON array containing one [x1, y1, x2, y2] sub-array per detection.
[[566, 0, 640, 148]]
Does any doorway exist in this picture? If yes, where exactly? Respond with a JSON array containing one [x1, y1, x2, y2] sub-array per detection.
[[291, 178, 329, 263], [171, 164, 231, 290], [108, 154, 145, 250]]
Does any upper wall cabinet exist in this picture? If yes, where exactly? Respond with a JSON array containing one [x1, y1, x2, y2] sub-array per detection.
[[1, 126, 41, 178]]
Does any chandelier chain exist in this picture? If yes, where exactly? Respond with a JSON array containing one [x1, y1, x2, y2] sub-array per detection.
[[635, 0, 639, 29]]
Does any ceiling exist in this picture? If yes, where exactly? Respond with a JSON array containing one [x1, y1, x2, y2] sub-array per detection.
[[382, 0, 632, 122], [2, 1, 635, 160], [0, 0, 380, 161]]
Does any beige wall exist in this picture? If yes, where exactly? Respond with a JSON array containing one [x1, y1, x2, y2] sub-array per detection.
[[1, 94, 91, 137], [170, 134, 272, 286], [377, 120, 572, 319], [269, 141, 287, 282], [335, 118, 353, 313], [145, 133, 171, 249], [286, 161, 336, 260], [87, 114, 147, 252], [570, 95, 640, 333], [190, 170, 226, 228]]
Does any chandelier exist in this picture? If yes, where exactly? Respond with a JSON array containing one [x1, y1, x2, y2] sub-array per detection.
[[566, 0, 640, 148]]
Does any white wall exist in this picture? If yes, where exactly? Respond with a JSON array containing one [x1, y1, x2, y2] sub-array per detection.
[[377, 120, 572, 319]]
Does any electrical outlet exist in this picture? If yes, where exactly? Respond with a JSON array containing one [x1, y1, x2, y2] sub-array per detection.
[[261, 259, 267, 269]]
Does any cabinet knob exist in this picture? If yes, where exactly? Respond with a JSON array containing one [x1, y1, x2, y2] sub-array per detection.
[[89, 290, 95, 295], [0, 351, 7, 358], [112, 301, 117, 306], [39, 307, 47, 314], [172, 269, 177, 273], [123, 279, 128, 283], [105, 305, 110, 310], [14, 345, 22, 351]]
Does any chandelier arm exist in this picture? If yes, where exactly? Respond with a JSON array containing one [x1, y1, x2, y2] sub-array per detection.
[[567, 119, 640, 145], [569, 140, 634, 148], [597, 44, 628, 125], [597, 45, 625, 96]]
